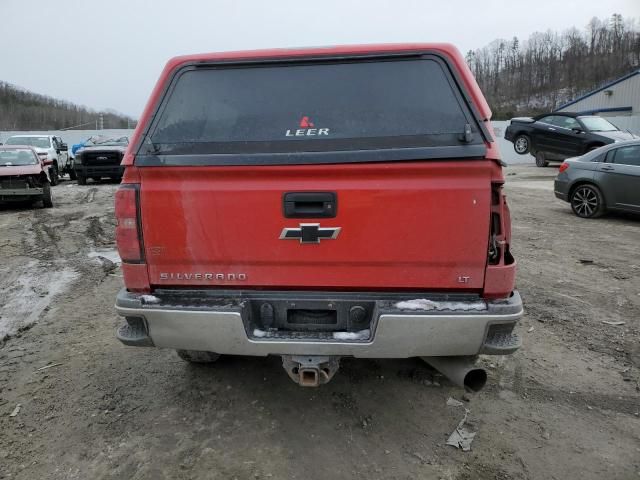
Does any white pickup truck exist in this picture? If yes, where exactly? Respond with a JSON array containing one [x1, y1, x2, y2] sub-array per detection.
[[3, 135, 71, 185]]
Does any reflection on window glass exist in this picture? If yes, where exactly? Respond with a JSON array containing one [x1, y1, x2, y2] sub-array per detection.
[[147, 58, 481, 156], [613, 145, 640, 166], [579, 117, 618, 132]]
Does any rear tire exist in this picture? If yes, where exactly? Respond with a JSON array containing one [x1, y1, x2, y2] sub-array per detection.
[[513, 134, 530, 155], [69, 168, 77, 181], [535, 151, 549, 167], [177, 350, 220, 363], [41, 182, 53, 208], [570, 184, 605, 218], [50, 164, 59, 186], [77, 174, 87, 185]]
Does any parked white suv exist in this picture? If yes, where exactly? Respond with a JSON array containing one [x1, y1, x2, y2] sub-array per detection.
[[3, 135, 70, 185]]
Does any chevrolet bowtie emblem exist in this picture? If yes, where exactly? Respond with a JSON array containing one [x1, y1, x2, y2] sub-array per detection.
[[279, 223, 341, 244]]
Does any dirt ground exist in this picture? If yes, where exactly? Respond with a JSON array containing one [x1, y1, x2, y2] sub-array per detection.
[[0, 165, 639, 480]]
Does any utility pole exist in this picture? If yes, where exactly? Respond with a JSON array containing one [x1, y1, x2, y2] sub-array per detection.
[[99, 114, 104, 130]]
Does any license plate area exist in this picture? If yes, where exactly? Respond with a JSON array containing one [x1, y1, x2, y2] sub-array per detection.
[[247, 298, 375, 334], [287, 309, 338, 328]]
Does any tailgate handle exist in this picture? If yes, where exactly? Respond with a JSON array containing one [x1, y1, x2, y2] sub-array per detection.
[[283, 192, 337, 218]]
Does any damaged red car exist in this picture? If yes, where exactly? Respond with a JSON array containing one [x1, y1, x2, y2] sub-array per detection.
[[0, 146, 54, 208]]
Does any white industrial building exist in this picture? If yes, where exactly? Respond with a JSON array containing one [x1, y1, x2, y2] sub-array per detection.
[[556, 69, 640, 117]]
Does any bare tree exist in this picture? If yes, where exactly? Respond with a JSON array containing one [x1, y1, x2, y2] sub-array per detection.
[[0, 82, 136, 130], [466, 14, 640, 119]]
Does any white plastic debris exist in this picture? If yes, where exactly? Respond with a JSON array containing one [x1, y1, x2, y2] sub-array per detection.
[[140, 295, 161, 304], [446, 397, 464, 407], [333, 330, 370, 340], [446, 409, 476, 451], [602, 321, 625, 326], [36, 363, 62, 371], [395, 299, 486, 311], [87, 249, 121, 265], [9, 404, 21, 417], [253, 329, 268, 338]]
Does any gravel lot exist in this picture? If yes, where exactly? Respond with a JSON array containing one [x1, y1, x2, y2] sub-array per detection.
[[0, 165, 639, 480]]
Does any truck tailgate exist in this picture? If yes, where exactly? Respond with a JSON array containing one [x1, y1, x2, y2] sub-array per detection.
[[139, 160, 491, 290]]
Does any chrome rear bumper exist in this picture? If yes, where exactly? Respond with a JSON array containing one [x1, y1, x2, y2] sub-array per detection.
[[115, 289, 523, 358]]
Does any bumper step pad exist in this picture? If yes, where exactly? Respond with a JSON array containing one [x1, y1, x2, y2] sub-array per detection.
[[481, 330, 521, 355], [116, 318, 154, 347]]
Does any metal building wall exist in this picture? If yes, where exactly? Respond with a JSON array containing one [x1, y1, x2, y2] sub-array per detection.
[[558, 73, 640, 116]]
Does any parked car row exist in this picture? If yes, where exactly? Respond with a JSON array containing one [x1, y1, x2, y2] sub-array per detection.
[[0, 134, 128, 209], [504, 112, 637, 167], [503, 111, 639, 219], [2, 135, 71, 185]]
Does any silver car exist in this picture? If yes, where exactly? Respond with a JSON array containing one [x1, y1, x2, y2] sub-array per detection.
[[554, 139, 640, 218]]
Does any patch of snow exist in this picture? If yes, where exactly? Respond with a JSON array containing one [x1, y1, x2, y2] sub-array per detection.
[[395, 299, 486, 311], [333, 329, 370, 341], [140, 295, 160, 304], [88, 249, 121, 265], [0, 262, 78, 340], [395, 299, 439, 310], [253, 328, 268, 338]]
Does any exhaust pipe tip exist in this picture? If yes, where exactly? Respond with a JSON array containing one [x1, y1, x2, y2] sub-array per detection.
[[421, 356, 488, 392], [463, 367, 487, 393]]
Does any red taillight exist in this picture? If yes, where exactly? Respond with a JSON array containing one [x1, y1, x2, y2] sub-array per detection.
[[115, 184, 143, 262], [559, 162, 570, 173]]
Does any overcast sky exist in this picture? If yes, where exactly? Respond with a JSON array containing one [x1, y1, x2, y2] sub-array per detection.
[[1, 0, 638, 118]]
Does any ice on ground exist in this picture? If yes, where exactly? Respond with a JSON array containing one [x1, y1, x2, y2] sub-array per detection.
[[253, 329, 268, 338], [88, 249, 121, 265], [395, 299, 486, 311], [0, 262, 78, 340], [333, 329, 370, 341], [140, 295, 160, 304]]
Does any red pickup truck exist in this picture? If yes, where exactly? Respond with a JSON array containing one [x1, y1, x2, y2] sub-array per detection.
[[114, 44, 522, 390]]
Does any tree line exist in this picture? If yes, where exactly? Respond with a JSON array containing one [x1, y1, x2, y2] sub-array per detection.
[[466, 14, 640, 119], [0, 82, 136, 131]]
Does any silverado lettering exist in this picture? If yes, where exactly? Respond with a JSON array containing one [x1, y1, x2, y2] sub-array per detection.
[[160, 273, 247, 281], [114, 44, 523, 389]]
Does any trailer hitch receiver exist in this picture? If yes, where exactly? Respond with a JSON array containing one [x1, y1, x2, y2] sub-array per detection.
[[282, 355, 341, 387]]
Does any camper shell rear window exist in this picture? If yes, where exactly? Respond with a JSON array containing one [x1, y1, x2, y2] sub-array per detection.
[[137, 54, 488, 166]]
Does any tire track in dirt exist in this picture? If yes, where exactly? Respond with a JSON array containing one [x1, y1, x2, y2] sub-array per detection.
[[1, 183, 118, 341]]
